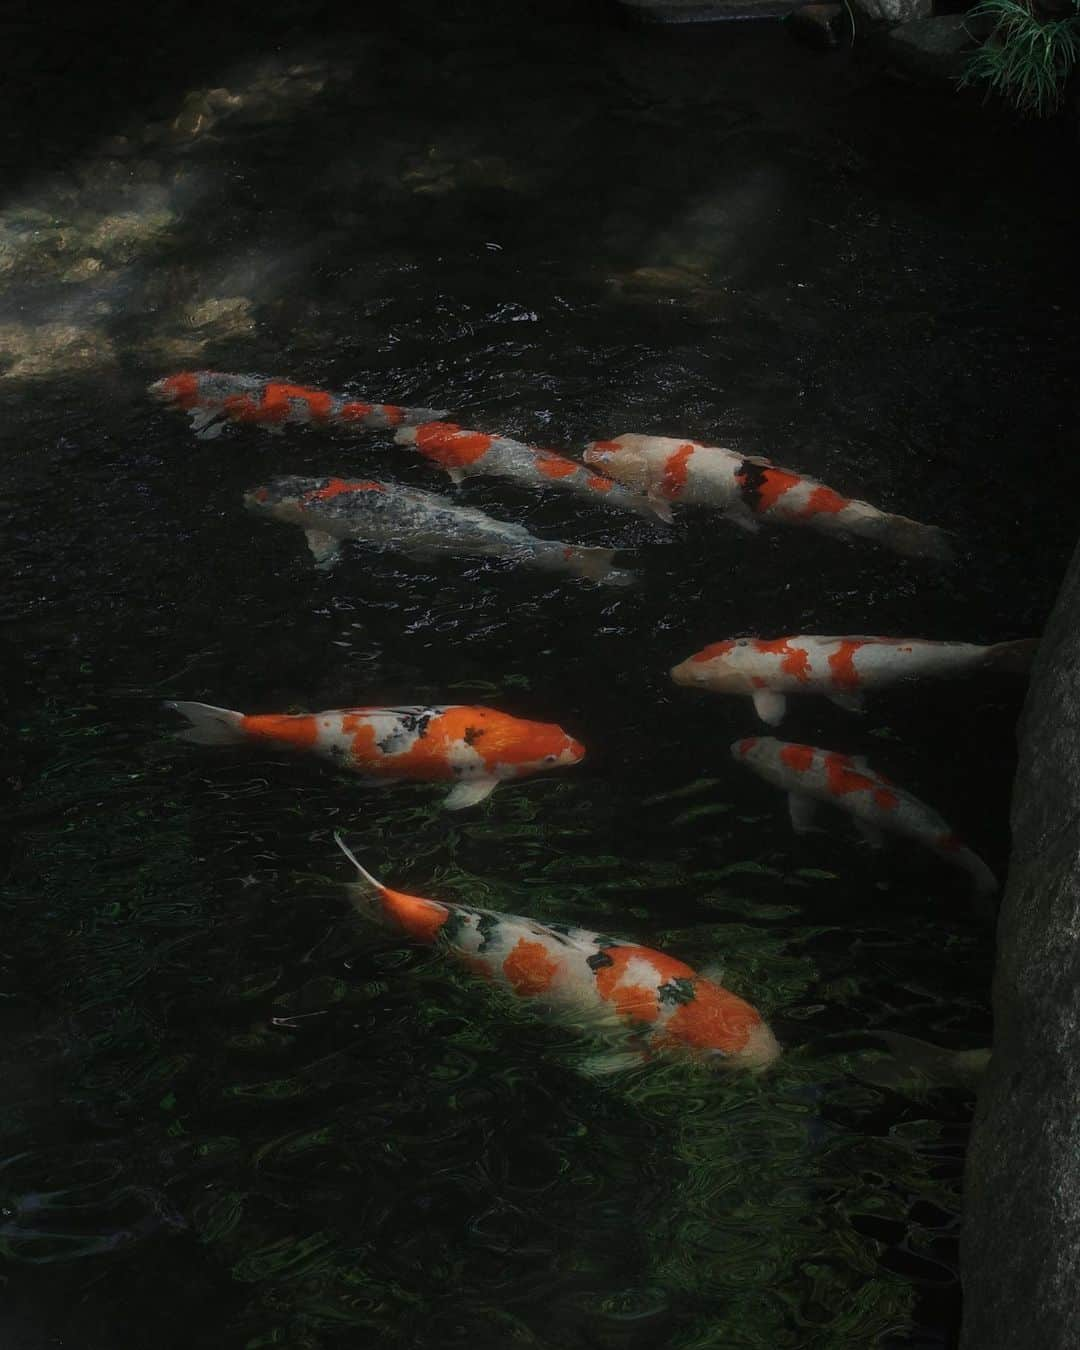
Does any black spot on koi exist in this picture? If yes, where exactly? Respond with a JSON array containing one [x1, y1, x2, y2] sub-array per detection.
[[735, 458, 770, 514], [658, 977, 696, 1006]]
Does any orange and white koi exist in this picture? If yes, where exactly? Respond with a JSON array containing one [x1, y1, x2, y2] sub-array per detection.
[[165, 702, 584, 809], [334, 834, 779, 1071], [582, 434, 952, 561], [394, 421, 671, 522], [149, 371, 447, 439], [244, 474, 635, 585], [732, 735, 997, 897], [674, 635, 1037, 725]]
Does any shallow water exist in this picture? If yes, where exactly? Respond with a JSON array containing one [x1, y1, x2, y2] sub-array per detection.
[[3, 2, 1079, 1346]]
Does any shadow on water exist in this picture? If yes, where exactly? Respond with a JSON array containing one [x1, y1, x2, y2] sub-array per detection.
[[3, 0, 1079, 1346]]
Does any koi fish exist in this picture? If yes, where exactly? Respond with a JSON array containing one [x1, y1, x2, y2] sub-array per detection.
[[582, 434, 952, 561], [394, 421, 672, 522], [334, 834, 780, 1071], [149, 371, 447, 439], [165, 702, 584, 809], [244, 475, 635, 585], [673, 635, 1038, 725], [731, 735, 997, 897]]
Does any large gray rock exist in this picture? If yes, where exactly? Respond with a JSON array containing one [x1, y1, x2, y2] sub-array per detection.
[[852, 0, 930, 26], [962, 539, 1080, 1350], [886, 14, 977, 80]]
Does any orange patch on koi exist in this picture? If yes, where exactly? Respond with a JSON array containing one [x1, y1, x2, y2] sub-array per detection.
[[780, 743, 815, 773], [691, 640, 735, 664], [304, 478, 385, 502], [241, 713, 318, 748], [827, 640, 866, 691], [413, 422, 493, 468], [502, 939, 559, 996], [660, 443, 695, 500], [800, 486, 849, 517], [163, 372, 199, 408], [594, 946, 694, 1024], [535, 453, 579, 480], [586, 475, 614, 493], [746, 467, 802, 514], [755, 638, 811, 683], [340, 713, 380, 766], [261, 383, 334, 422], [378, 887, 450, 943], [824, 753, 895, 809], [590, 440, 623, 453], [659, 982, 761, 1054], [339, 401, 374, 421], [736, 737, 759, 757]]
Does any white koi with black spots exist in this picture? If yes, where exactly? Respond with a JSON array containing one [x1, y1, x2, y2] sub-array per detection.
[[243, 475, 635, 585]]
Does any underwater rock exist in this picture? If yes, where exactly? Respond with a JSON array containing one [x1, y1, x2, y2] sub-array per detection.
[[0, 322, 116, 379], [851, 0, 929, 25], [962, 538, 1080, 1350], [885, 15, 977, 81]]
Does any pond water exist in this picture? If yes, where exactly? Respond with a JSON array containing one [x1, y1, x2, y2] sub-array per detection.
[[4, 2, 1079, 1346]]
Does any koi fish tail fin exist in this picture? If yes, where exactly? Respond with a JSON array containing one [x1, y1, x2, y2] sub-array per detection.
[[875, 512, 955, 562], [333, 833, 389, 922], [393, 426, 419, 446], [165, 700, 245, 745], [864, 1031, 990, 1092], [984, 638, 1039, 674], [568, 546, 636, 587], [956, 847, 999, 918], [332, 832, 384, 890]]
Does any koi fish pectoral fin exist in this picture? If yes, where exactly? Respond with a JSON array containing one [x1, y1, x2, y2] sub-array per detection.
[[751, 689, 787, 726], [854, 818, 886, 849], [190, 410, 226, 439], [578, 1048, 647, 1078], [444, 467, 466, 486], [788, 792, 819, 835], [647, 495, 675, 523], [443, 778, 498, 810], [826, 690, 865, 714], [303, 529, 343, 569]]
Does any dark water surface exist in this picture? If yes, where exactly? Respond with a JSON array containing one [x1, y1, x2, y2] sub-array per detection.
[[4, 3, 1079, 1346]]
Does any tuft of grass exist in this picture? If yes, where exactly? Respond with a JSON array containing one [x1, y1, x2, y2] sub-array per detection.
[[960, 0, 1080, 117]]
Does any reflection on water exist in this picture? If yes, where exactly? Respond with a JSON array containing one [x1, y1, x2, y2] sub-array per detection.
[[4, 1, 1079, 1346]]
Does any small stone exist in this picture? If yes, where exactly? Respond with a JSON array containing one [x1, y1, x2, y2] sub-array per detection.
[[787, 2, 847, 47]]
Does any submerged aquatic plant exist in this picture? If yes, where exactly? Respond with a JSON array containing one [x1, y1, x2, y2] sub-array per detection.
[[960, 0, 1080, 116]]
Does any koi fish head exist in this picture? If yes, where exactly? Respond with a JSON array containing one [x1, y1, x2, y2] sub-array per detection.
[[148, 371, 202, 408], [730, 735, 771, 769], [671, 639, 749, 693], [244, 476, 387, 521], [581, 437, 650, 492], [478, 712, 585, 779]]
